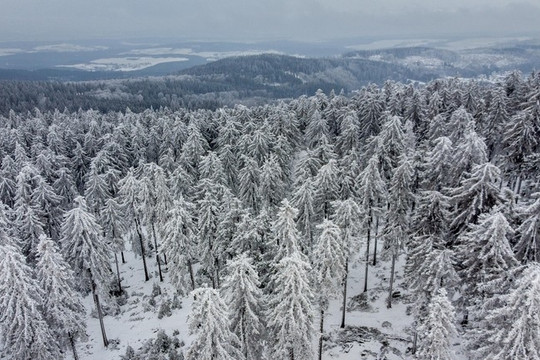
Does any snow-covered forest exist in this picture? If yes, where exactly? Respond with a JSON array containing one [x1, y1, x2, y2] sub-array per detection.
[[1, 71, 540, 360]]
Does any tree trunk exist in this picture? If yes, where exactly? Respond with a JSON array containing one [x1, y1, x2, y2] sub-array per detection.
[[114, 253, 122, 293], [318, 307, 324, 360], [134, 216, 149, 281], [121, 251, 126, 264], [363, 215, 372, 293], [68, 333, 79, 360], [387, 253, 396, 309], [372, 216, 379, 266], [412, 329, 418, 354], [187, 259, 195, 291], [151, 222, 163, 282], [340, 258, 348, 328], [90, 270, 108, 347]]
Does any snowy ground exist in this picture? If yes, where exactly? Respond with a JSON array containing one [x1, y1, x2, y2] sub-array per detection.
[[75, 244, 466, 360]]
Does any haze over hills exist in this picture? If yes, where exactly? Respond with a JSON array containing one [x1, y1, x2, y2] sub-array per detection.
[[0, 36, 539, 81]]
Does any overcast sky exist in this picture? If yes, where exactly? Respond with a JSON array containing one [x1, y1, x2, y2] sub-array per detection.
[[1, 0, 539, 42]]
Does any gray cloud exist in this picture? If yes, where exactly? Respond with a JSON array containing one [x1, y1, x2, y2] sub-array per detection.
[[0, 0, 539, 42]]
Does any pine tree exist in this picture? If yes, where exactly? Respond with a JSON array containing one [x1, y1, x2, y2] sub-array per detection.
[[416, 288, 458, 360], [331, 197, 362, 327], [238, 155, 261, 213], [382, 156, 414, 308], [0, 244, 60, 360], [471, 263, 540, 360], [313, 219, 345, 360], [292, 178, 317, 250], [186, 287, 244, 360], [449, 162, 503, 239], [162, 197, 197, 293], [514, 193, 540, 262], [271, 199, 303, 262], [356, 156, 386, 292], [60, 196, 112, 347], [100, 197, 128, 292], [221, 254, 265, 360], [267, 252, 314, 360], [458, 211, 519, 300], [313, 158, 340, 219], [36, 234, 86, 360], [423, 137, 454, 190], [118, 169, 149, 281], [259, 154, 286, 211]]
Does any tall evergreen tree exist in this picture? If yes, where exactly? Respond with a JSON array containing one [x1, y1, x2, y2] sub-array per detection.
[[267, 252, 314, 360], [313, 219, 345, 360], [416, 288, 458, 360], [0, 244, 60, 360], [36, 235, 86, 360], [221, 254, 265, 360], [186, 287, 244, 360], [60, 196, 112, 347]]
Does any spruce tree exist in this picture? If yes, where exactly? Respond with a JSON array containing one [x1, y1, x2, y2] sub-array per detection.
[[186, 287, 244, 360], [221, 254, 265, 360], [417, 288, 458, 360], [0, 244, 60, 360], [267, 252, 314, 360], [36, 234, 86, 360], [313, 219, 345, 360], [60, 196, 112, 347]]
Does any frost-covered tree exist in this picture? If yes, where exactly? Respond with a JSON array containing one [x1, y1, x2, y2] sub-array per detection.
[[416, 288, 457, 360], [267, 252, 314, 360], [356, 156, 386, 292], [313, 219, 345, 360], [514, 193, 540, 262], [458, 211, 519, 300], [100, 197, 128, 291], [259, 154, 286, 211], [60, 196, 112, 347], [221, 254, 265, 360], [313, 158, 340, 219], [162, 197, 197, 293], [118, 169, 149, 281], [271, 199, 303, 262], [331, 197, 362, 327], [470, 263, 540, 360], [238, 155, 261, 213], [197, 181, 225, 288], [382, 156, 414, 308], [84, 165, 111, 216], [36, 235, 86, 359], [0, 243, 60, 360], [292, 178, 316, 250], [186, 287, 244, 360], [423, 137, 454, 190], [449, 162, 503, 239]]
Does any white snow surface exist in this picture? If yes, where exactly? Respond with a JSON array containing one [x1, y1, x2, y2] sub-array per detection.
[[59, 57, 189, 72]]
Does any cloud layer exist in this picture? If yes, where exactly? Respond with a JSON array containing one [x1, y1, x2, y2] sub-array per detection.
[[1, 0, 539, 42]]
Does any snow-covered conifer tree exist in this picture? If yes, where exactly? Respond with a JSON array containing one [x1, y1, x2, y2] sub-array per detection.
[[470, 263, 540, 360], [0, 243, 60, 360], [267, 252, 314, 360], [356, 156, 386, 292], [162, 197, 197, 293], [416, 288, 457, 360], [36, 234, 86, 359], [313, 219, 345, 360], [186, 287, 244, 360], [331, 197, 362, 327], [60, 196, 112, 347], [221, 254, 265, 360]]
